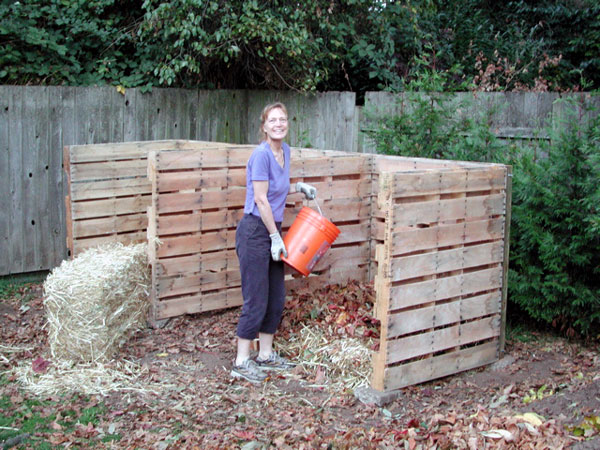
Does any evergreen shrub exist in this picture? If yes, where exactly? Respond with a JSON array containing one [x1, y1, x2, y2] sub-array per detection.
[[509, 98, 600, 336], [366, 84, 600, 337]]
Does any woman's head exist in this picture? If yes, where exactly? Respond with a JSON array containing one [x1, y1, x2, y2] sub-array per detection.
[[259, 102, 288, 143]]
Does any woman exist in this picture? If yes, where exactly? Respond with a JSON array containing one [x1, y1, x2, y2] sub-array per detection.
[[231, 102, 316, 383]]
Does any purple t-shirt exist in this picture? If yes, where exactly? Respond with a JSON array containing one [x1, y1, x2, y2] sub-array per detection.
[[243, 141, 291, 222]]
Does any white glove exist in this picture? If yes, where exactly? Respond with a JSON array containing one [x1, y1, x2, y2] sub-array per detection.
[[295, 182, 317, 200], [269, 232, 288, 261]]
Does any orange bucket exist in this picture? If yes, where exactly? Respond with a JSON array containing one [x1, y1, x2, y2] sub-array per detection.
[[282, 207, 340, 276]]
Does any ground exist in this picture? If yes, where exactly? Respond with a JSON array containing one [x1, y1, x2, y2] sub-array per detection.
[[1, 281, 599, 449]]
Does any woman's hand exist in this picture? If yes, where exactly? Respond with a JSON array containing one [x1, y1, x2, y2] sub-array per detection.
[[269, 232, 287, 261], [295, 182, 317, 200]]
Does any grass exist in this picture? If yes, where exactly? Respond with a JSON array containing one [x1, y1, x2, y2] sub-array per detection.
[[0, 393, 113, 448], [0, 271, 47, 301], [505, 320, 540, 343]]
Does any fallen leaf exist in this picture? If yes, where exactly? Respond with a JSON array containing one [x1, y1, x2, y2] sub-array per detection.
[[515, 412, 544, 427], [481, 429, 514, 441], [234, 430, 256, 440], [32, 356, 51, 373]]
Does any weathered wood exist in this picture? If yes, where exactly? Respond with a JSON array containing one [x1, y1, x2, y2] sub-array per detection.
[[388, 266, 503, 310], [0, 86, 10, 274], [389, 218, 504, 255], [387, 241, 504, 282], [381, 341, 499, 391], [386, 316, 500, 364], [387, 291, 502, 338], [499, 166, 512, 352], [8, 86, 25, 273]]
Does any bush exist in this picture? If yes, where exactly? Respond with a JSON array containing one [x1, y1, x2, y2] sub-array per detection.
[[365, 86, 600, 337], [0, 0, 143, 86], [363, 68, 515, 164], [509, 97, 600, 336]]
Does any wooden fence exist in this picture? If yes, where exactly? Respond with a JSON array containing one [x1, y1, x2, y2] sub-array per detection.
[[1, 86, 356, 275], [1, 86, 595, 275]]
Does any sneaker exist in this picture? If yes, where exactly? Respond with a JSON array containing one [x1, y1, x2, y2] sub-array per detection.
[[256, 352, 296, 371], [230, 359, 268, 384]]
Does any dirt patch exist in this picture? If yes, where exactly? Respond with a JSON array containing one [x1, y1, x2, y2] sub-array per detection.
[[1, 283, 599, 448]]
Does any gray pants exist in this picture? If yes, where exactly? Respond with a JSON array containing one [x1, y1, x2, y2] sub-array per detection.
[[235, 214, 285, 340]]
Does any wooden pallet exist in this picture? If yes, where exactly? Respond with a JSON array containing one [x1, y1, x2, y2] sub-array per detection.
[[65, 140, 512, 390], [371, 165, 511, 391], [147, 147, 373, 322], [64, 140, 236, 256]]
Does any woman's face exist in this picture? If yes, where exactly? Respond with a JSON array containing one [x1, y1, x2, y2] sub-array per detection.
[[263, 107, 288, 142]]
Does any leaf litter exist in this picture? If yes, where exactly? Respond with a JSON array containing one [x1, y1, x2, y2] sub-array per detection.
[[1, 278, 599, 448]]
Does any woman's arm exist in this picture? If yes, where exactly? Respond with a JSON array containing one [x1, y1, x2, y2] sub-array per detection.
[[253, 180, 278, 234]]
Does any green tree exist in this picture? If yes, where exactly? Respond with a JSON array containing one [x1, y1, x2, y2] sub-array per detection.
[[509, 98, 600, 336], [363, 66, 513, 163], [0, 0, 143, 86]]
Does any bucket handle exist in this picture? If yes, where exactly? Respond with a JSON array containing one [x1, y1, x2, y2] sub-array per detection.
[[312, 197, 324, 217]]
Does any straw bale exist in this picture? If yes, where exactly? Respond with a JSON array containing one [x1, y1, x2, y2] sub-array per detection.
[[43, 243, 150, 363]]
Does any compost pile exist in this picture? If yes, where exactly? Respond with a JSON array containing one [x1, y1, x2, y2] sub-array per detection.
[[278, 280, 380, 391]]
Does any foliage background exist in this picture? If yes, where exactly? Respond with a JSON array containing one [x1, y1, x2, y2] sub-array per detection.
[[1, 0, 599, 93], [2, 0, 599, 335]]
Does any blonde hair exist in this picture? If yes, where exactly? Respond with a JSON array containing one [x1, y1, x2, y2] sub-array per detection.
[[258, 102, 288, 142]]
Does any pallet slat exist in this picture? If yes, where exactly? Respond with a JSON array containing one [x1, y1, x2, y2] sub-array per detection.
[[387, 291, 502, 338], [391, 193, 505, 226], [390, 218, 504, 255], [379, 341, 499, 391], [388, 266, 503, 310], [386, 315, 501, 364], [387, 241, 504, 282]]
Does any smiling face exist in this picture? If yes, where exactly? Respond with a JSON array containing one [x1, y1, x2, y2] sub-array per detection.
[[262, 107, 288, 144]]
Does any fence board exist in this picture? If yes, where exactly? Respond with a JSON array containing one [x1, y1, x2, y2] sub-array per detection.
[[22, 87, 50, 271], [74, 86, 124, 145], [7, 87, 25, 273], [2, 87, 575, 278], [0, 86, 10, 274]]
